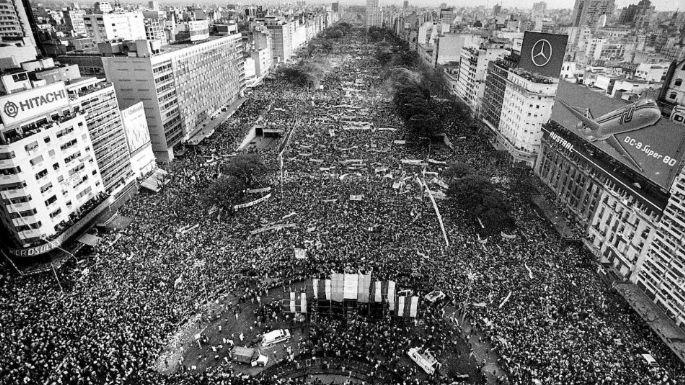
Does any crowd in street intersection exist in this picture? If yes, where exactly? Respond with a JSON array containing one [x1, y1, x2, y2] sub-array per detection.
[[1, 27, 684, 385]]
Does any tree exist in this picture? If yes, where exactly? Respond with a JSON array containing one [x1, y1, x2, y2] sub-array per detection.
[[221, 154, 268, 188], [203, 174, 247, 213], [443, 161, 473, 181], [447, 175, 514, 235]]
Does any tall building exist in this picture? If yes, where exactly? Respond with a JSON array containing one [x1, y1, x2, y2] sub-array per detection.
[[102, 37, 245, 161], [0, 0, 38, 67], [659, 58, 685, 110], [636, 168, 685, 327], [536, 77, 685, 332], [266, 20, 293, 63], [489, 64, 559, 165], [66, 77, 135, 196], [63, 8, 87, 36], [144, 17, 166, 43], [0, 81, 108, 257], [366, 0, 383, 28], [571, 0, 615, 28], [532, 2, 547, 18], [84, 12, 146, 43], [482, 32, 567, 166], [94, 2, 113, 13], [455, 39, 509, 116], [618, 0, 654, 29]]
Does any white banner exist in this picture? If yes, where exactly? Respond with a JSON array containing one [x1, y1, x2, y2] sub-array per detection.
[[290, 292, 296, 313], [246, 187, 271, 194], [387, 281, 396, 310], [234, 193, 271, 210], [375, 281, 382, 302], [294, 248, 307, 259], [410, 296, 419, 318], [397, 296, 405, 316], [300, 293, 307, 314], [343, 273, 359, 300], [325, 279, 331, 300]]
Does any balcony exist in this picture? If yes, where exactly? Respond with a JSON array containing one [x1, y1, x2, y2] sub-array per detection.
[[1, 112, 81, 147]]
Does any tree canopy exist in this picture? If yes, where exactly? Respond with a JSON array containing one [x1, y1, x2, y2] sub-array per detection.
[[446, 174, 514, 236]]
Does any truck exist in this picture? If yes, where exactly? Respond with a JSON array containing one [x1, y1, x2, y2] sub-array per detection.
[[230, 346, 268, 367]]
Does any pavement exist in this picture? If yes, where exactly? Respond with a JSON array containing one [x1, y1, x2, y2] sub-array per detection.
[[613, 283, 685, 365], [443, 306, 506, 384], [187, 97, 248, 146]]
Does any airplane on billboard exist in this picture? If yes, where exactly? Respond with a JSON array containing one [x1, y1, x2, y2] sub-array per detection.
[[557, 98, 662, 172]]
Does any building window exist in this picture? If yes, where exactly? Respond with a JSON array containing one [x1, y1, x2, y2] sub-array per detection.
[[676, 79, 683, 87], [670, 92, 678, 100]]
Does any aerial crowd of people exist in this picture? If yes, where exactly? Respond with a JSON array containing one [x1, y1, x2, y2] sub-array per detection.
[[1, 25, 684, 385]]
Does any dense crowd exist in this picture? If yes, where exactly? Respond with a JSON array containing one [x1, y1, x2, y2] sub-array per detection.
[[1, 26, 684, 385]]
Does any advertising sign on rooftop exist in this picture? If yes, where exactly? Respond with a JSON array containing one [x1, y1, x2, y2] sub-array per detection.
[[518, 32, 567, 79], [0, 82, 69, 126], [121, 102, 151, 155], [552, 81, 685, 190]]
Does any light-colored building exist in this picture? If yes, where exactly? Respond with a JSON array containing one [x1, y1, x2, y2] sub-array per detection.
[[634, 62, 670, 83], [571, 0, 615, 28], [636, 168, 685, 327], [661, 59, 685, 108], [266, 21, 293, 63], [0, 0, 37, 69], [102, 37, 245, 161], [496, 68, 558, 165], [435, 33, 482, 65], [455, 40, 509, 114], [66, 77, 135, 196], [0, 82, 108, 257], [366, 0, 383, 28], [84, 12, 146, 43], [144, 17, 166, 43], [587, 189, 658, 281], [63, 8, 87, 36]]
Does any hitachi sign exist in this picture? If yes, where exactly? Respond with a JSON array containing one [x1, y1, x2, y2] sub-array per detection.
[[15, 89, 66, 112], [0, 82, 70, 126]]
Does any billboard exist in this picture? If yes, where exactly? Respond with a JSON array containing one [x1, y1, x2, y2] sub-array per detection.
[[121, 102, 151, 155], [551, 81, 685, 190], [518, 32, 567, 79], [0, 82, 69, 125]]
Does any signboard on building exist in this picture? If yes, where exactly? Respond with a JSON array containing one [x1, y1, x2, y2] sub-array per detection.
[[552, 81, 685, 190], [518, 32, 567, 79], [0, 82, 69, 126], [121, 102, 151, 155]]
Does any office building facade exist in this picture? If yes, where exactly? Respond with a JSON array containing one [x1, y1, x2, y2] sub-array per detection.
[[102, 36, 244, 161], [66, 77, 135, 196], [84, 12, 146, 43], [0, 82, 108, 257]]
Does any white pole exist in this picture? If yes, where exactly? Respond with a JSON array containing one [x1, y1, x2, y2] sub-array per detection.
[[418, 178, 449, 247]]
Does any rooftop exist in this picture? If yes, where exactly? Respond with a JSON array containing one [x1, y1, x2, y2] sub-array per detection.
[[551, 81, 685, 191]]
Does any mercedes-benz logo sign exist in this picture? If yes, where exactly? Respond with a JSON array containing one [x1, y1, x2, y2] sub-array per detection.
[[531, 39, 552, 67], [3, 101, 19, 118]]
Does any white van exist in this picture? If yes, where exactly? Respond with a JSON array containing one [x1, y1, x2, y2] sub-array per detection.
[[641, 353, 658, 367], [261, 329, 291, 348]]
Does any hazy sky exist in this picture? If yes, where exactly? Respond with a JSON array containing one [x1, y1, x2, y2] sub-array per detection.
[[385, 0, 682, 11]]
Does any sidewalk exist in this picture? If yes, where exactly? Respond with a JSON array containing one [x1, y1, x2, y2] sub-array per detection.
[[187, 97, 247, 146], [444, 307, 506, 384], [613, 283, 685, 365]]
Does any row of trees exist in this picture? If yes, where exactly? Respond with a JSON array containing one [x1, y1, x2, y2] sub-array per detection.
[[443, 162, 514, 236], [203, 154, 268, 214], [278, 59, 329, 88]]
